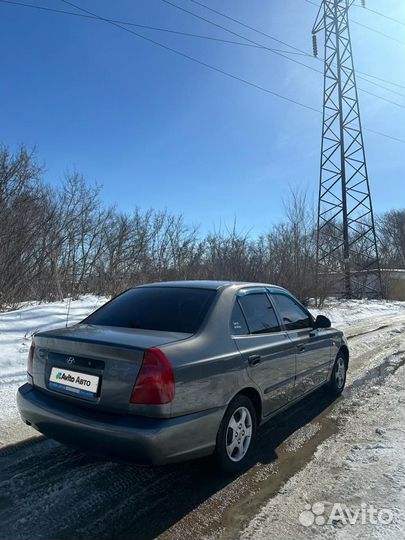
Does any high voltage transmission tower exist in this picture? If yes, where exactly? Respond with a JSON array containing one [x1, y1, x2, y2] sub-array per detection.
[[312, 0, 382, 301]]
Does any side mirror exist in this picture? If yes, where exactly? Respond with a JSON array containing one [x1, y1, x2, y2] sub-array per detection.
[[314, 314, 331, 329]]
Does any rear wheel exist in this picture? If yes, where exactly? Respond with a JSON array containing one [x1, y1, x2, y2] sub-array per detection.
[[328, 353, 347, 396], [215, 394, 257, 474]]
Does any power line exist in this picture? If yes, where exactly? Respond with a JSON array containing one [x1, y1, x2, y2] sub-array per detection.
[[353, 74, 405, 99], [304, 0, 405, 45], [356, 70, 405, 91], [352, 2, 405, 27], [2, 0, 403, 98], [59, 0, 405, 144], [352, 19, 405, 45], [182, 0, 405, 103], [160, 0, 326, 75], [363, 126, 405, 143], [356, 87, 404, 108], [188, 0, 307, 55], [2, 0, 403, 142], [162, 0, 405, 108], [59, 0, 320, 113], [0, 0, 307, 54], [188, 0, 405, 93]]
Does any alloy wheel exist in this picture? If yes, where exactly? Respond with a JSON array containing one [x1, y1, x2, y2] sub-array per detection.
[[225, 406, 253, 462], [335, 356, 346, 389]]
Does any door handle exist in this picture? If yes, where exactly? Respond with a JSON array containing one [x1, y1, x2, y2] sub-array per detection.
[[297, 345, 306, 353], [248, 354, 261, 366]]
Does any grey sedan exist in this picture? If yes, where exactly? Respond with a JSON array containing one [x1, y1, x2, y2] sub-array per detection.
[[17, 281, 349, 472]]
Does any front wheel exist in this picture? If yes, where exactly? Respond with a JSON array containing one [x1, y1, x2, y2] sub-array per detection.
[[328, 353, 347, 396], [214, 395, 257, 474]]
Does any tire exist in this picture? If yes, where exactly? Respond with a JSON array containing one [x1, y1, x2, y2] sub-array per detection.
[[328, 352, 347, 396], [214, 394, 257, 474]]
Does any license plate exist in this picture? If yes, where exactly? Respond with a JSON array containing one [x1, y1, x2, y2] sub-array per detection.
[[49, 367, 99, 398]]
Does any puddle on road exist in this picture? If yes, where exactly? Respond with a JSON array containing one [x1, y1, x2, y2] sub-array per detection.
[[156, 388, 341, 540], [216, 412, 339, 540]]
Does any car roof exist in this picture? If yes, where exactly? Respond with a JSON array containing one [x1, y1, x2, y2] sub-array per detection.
[[136, 280, 284, 291]]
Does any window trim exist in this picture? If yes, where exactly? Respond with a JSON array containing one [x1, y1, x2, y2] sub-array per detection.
[[234, 288, 283, 336], [268, 290, 314, 332]]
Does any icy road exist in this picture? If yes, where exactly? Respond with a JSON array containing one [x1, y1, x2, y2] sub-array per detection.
[[0, 298, 404, 540]]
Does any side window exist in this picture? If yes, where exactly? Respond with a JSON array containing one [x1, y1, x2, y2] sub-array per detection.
[[238, 293, 281, 334], [230, 301, 249, 335], [272, 294, 312, 331]]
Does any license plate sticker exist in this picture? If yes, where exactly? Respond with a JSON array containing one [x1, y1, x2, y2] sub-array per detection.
[[49, 367, 99, 398]]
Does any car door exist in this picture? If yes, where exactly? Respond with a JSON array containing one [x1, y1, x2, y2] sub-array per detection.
[[231, 288, 296, 417], [270, 291, 331, 399]]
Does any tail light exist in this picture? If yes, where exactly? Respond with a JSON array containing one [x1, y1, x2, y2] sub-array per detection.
[[27, 340, 35, 374], [130, 348, 175, 404]]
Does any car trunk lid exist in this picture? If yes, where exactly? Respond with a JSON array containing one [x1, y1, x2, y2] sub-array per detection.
[[32, 324, 191, 413]]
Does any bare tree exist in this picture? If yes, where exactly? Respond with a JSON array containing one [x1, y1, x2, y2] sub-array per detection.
[[1, 144, 404, 309], [378, 209, 405, 269]]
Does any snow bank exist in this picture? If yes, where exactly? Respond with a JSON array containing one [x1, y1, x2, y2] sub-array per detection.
[[0, 295, 107, 446], [0, 295, 107, 377], [310, 299, 405, 332]]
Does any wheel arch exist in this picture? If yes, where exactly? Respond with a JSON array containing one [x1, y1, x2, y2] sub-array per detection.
[[231, 387, 262, 423], [338, 344, 349, 369]]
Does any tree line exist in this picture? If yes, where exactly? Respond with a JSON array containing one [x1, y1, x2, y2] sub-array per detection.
[[0, 145, 404, 310]]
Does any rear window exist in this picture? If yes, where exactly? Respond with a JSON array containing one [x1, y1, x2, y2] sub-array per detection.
[[84, 287, 217, 334]]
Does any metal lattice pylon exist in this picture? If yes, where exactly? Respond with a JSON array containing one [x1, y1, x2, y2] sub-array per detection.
[[312, 0, 382, 299]]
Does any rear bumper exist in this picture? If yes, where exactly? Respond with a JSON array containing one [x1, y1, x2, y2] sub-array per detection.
[[17, 384, 224, 465]]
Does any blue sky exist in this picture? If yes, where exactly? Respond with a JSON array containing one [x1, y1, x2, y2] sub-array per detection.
[[1, 0, 404, 234]]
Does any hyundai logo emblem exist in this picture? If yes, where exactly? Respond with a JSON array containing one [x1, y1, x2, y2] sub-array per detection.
[[67, 356, 75, 365]]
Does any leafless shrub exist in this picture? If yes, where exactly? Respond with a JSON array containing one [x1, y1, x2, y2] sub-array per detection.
[[0, 145, 403, 309], [377, 209, 405, 270]]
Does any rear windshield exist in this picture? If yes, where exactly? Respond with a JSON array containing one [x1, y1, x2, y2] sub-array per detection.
[[84, 287, 217, 334]]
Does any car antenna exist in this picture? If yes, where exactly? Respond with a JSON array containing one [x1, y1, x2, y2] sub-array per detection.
[[65, 295, 72, 328], [65, 273, 74, 328]]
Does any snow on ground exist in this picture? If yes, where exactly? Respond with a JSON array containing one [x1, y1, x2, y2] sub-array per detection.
[[241, 353, 405, 540], [310, 298, 405, 332], [0, 295, 107, 446]]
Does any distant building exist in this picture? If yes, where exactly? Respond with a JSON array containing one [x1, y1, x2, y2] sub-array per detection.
[[320, 269, 405, 301], [382, 269, 405, 301]]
